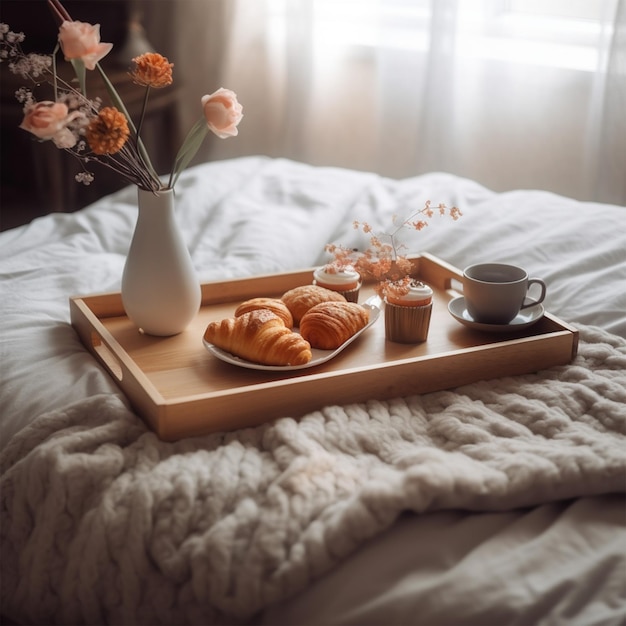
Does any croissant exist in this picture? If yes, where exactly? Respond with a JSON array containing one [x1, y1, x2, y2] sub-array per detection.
[[204, 309, 312, 366], [281, 285, 346, 325], [299, 301, 369, 350], [234, 297, 294, 328]]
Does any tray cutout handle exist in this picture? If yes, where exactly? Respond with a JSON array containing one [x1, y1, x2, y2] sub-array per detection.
[[448, 277, 463, 295], [91, 331, 123, 381]]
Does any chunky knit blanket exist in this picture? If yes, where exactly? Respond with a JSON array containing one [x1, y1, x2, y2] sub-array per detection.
[[1, 324, 625, 625]]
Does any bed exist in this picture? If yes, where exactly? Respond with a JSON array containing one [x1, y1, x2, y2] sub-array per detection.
[[1, 156, 625, 626]]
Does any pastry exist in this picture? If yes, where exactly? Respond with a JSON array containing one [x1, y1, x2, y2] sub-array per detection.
[[204, 309, 312, 366], [384, 279, 433, 343], [299, 301, 369, 350], [234, 297, 294, 328], [312, 264, 362, 303], [281, 284, 346, 325]]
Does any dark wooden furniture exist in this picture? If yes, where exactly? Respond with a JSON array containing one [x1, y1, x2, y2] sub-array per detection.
[[0, 0, 181, 231]]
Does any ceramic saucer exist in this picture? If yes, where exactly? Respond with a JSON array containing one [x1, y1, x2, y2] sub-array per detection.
[[448, 296, 544, 333]]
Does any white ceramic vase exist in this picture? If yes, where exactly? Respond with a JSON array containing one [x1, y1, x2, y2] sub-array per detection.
[[121, 187, 201, 336]]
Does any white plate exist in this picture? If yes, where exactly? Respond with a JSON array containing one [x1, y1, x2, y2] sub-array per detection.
[[203, 298, 381, 371], [448, 296, 544, 333]]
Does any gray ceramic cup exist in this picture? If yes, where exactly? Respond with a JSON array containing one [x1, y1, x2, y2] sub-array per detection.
[[463, 263, 547, 324]]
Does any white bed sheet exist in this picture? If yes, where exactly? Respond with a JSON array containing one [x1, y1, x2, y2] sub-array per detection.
[[2, 157, 625, 450], [262, 496, 626, 626], [1, 156, 625, 625]]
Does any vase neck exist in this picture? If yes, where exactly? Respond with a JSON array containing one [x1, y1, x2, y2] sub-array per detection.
[[136, 188, 176, 218], [137, 187, 174, 207], [134, 188, 178, 237]]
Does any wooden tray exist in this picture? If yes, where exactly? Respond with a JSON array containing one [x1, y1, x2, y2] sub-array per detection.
[[70, 253, 579, 441]]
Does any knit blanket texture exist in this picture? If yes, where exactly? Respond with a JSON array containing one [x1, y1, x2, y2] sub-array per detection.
[[1, 324, 625, 625]]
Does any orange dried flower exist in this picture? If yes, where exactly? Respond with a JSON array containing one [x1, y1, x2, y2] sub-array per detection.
[[130, 52, 173, 88], [86, 107, 129, 155]]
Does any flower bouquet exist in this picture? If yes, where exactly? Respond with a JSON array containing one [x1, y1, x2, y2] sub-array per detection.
[[1, 0, 243, 192], [1, 0, 244, 336]]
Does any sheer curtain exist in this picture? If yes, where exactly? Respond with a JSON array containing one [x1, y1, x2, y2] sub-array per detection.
[[172, 0, 625, 205]]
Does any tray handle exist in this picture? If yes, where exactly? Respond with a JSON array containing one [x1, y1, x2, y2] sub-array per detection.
[[418, 253, 464, 295], [90, 330, 123, 381]]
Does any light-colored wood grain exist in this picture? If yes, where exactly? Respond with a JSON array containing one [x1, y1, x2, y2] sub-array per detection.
[[69, 253, 579, 440]]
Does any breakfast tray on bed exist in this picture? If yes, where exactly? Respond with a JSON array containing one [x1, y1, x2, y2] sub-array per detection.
[[69, 253, 579, 441]]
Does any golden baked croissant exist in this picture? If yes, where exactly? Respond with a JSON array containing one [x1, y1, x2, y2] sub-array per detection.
[[299, 301, 369, 350], [234, 297, 294, 328], [204, 309, 312, 366], [281, 285, 346, 325]]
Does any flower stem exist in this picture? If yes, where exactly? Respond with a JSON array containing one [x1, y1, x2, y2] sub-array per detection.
[[96, 62, 161, 189], [52, 43, 59, 100], [136, 86, 151, 145], [47, 0, 72, 24], [167, 117, 208, 189]]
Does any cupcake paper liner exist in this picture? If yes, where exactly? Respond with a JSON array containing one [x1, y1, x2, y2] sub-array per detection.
[[384, 301, 432, 343]]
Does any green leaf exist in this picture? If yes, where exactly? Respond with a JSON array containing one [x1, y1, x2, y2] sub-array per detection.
[[96, 63, 138, 134], [168, 118, 209, 189], [70, 58, 87, 96]]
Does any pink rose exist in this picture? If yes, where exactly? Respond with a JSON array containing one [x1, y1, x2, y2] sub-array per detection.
[[58, 20, 113, 70], [20, 101, 71, 139], [201, 88, 243, 138], [19, 101, 81, 148]]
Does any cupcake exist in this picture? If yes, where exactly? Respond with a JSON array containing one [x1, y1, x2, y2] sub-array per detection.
[[384, 279, 433, 343], [312, 264, 362, 303]]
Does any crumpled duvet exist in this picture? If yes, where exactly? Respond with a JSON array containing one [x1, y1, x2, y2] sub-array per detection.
[[1, 324, 625, 625]]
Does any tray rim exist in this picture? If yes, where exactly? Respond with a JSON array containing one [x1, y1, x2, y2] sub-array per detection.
[[69, 253, 580, 439]]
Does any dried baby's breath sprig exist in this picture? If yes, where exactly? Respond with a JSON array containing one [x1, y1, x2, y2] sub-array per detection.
[[326, 200, 462, 296]]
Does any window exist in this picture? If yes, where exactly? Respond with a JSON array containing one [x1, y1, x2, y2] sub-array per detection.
[[268, 0, 618, 71]]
